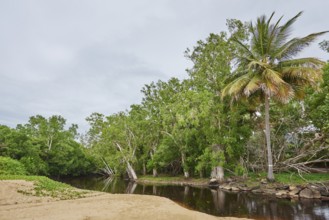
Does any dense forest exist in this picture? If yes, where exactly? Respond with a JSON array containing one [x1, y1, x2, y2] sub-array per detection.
[[1, 12, 328, 181]]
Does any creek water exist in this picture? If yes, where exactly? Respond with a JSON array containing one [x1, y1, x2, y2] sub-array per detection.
[[59, 176, 329, 220]]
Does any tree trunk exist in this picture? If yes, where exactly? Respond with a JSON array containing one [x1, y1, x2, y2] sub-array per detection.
[[150, 151, 158, 177], [211, 166, 224, 182], [115, 143, 138, 181], [152, 168, 158, 177], [143, 163, 146, 176], [126, 161, 138, 181], [181, 152, 189, 178], [265, 94, 274, 181]]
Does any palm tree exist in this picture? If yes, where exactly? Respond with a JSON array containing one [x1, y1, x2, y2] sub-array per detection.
[[222, 12, 328, 181]]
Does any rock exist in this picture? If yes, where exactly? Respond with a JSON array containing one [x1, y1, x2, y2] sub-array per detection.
[[276, 185, 289, 190], [251, 185, 260, 190], [263, 189, 277, 195], [289, 185, 297, 191], [231, 186, 240, 191], [320, 189, 329, 197], [260, 179, 267, 184], [209, 178, 219, 188], [299, 188, 321, 199], [220, 184, 232, 191], [315, 186, 329, 197], [321, 196, 329, 201], [223, 186, 232, 191], [238, 186, 252, 191], [209, 178, 217, 183], [252, 189, 264, 194], [276, 190, 288, 198], [288, 188, 301, 197], [312, 190, 322, 199]]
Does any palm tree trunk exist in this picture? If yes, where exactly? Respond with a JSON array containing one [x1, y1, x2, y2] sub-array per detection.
[[265, 94, 274, 181]]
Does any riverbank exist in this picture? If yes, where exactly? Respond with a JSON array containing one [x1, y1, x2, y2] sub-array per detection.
[[137, 174, 329, 200], [137, 175, 209, 186], [0, 178, 250, 220]]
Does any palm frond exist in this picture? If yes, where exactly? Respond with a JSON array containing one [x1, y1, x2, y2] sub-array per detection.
[[221, 74, 251, 100], [291, 85, 306, 100], [262, 68, 284, 85], [248, 60, 270, 70], [275, 11, 303, 46], [276, 31, 329, 59], [274, 83, 294, 103], [255, 15, 267, 55], [223, 11, 325, 106], [232, 37, 255, 60], [282, 67, 323, 87], [278, 57, 325, 68], [243, 75, 262, 96], [268, 15, 284, 55]]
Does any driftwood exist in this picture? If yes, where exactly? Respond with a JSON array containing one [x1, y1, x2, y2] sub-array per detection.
[[276, 143, 329, 173]]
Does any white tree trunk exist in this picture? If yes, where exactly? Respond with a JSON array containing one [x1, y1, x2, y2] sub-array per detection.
[[265, 94, 274, 181], [211, 166, 224, 182], [181, 152, 189, 178], [115, 143, 138, 181], [153, 168, 158, 177], [150, 151, 158, 177], [126, 161, 138, 181]]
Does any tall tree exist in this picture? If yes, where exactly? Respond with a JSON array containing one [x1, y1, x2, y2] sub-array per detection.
[[222, 12, 327, 181], [185, 20, 252, 179]]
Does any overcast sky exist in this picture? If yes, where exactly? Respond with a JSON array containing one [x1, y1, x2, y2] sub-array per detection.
[[1, 0, 328, 132]]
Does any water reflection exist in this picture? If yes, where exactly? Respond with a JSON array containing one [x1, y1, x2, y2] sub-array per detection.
[[125, 181, 137, 194], [59, 176, 329, 220]]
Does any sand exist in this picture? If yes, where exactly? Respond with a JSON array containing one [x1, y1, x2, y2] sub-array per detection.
[[0, 180, 251, 220]]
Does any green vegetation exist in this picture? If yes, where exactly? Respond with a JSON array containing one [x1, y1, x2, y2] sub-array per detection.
[[138, 175, 208, 185], [221, 12, 326, 181], [1, 12, 328, 183], [0, 116, 96, 177], [0, 156, 27, 175], [0, 175, 88, 199], [248, 172, 329, 185]]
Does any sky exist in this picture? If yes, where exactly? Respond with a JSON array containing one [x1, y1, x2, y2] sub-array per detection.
[[1, 0, 328, 132]]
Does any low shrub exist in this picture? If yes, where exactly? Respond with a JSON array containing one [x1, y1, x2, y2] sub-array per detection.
[[0, 156, 27, 175]]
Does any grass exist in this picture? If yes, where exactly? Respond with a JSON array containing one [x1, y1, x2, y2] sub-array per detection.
[[140, 172, 329, 187], [0, 175, 88, 199], [248, 172, 329, 185], [138, 175, 209, 186]]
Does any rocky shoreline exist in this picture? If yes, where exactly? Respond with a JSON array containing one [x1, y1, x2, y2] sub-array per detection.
[[137, 176, 329, 200], [210, 178, 329, 200]]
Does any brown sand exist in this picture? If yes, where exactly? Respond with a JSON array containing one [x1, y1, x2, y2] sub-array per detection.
[[0, 180, 251, 220]]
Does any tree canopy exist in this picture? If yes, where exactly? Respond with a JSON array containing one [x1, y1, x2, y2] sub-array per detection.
[[1, 12, 328, 180]]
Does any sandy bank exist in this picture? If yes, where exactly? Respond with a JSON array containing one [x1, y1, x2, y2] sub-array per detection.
[[0, 180, 251, 220]]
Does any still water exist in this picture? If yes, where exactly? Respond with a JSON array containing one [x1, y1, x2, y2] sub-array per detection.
[[59, 176, 329, 220]]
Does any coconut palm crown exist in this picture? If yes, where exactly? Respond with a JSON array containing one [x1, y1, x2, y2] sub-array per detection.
[[222, 11, 328, 181]]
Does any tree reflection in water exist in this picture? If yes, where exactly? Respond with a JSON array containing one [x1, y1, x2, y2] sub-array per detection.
[[59, 176, 329, 220]]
